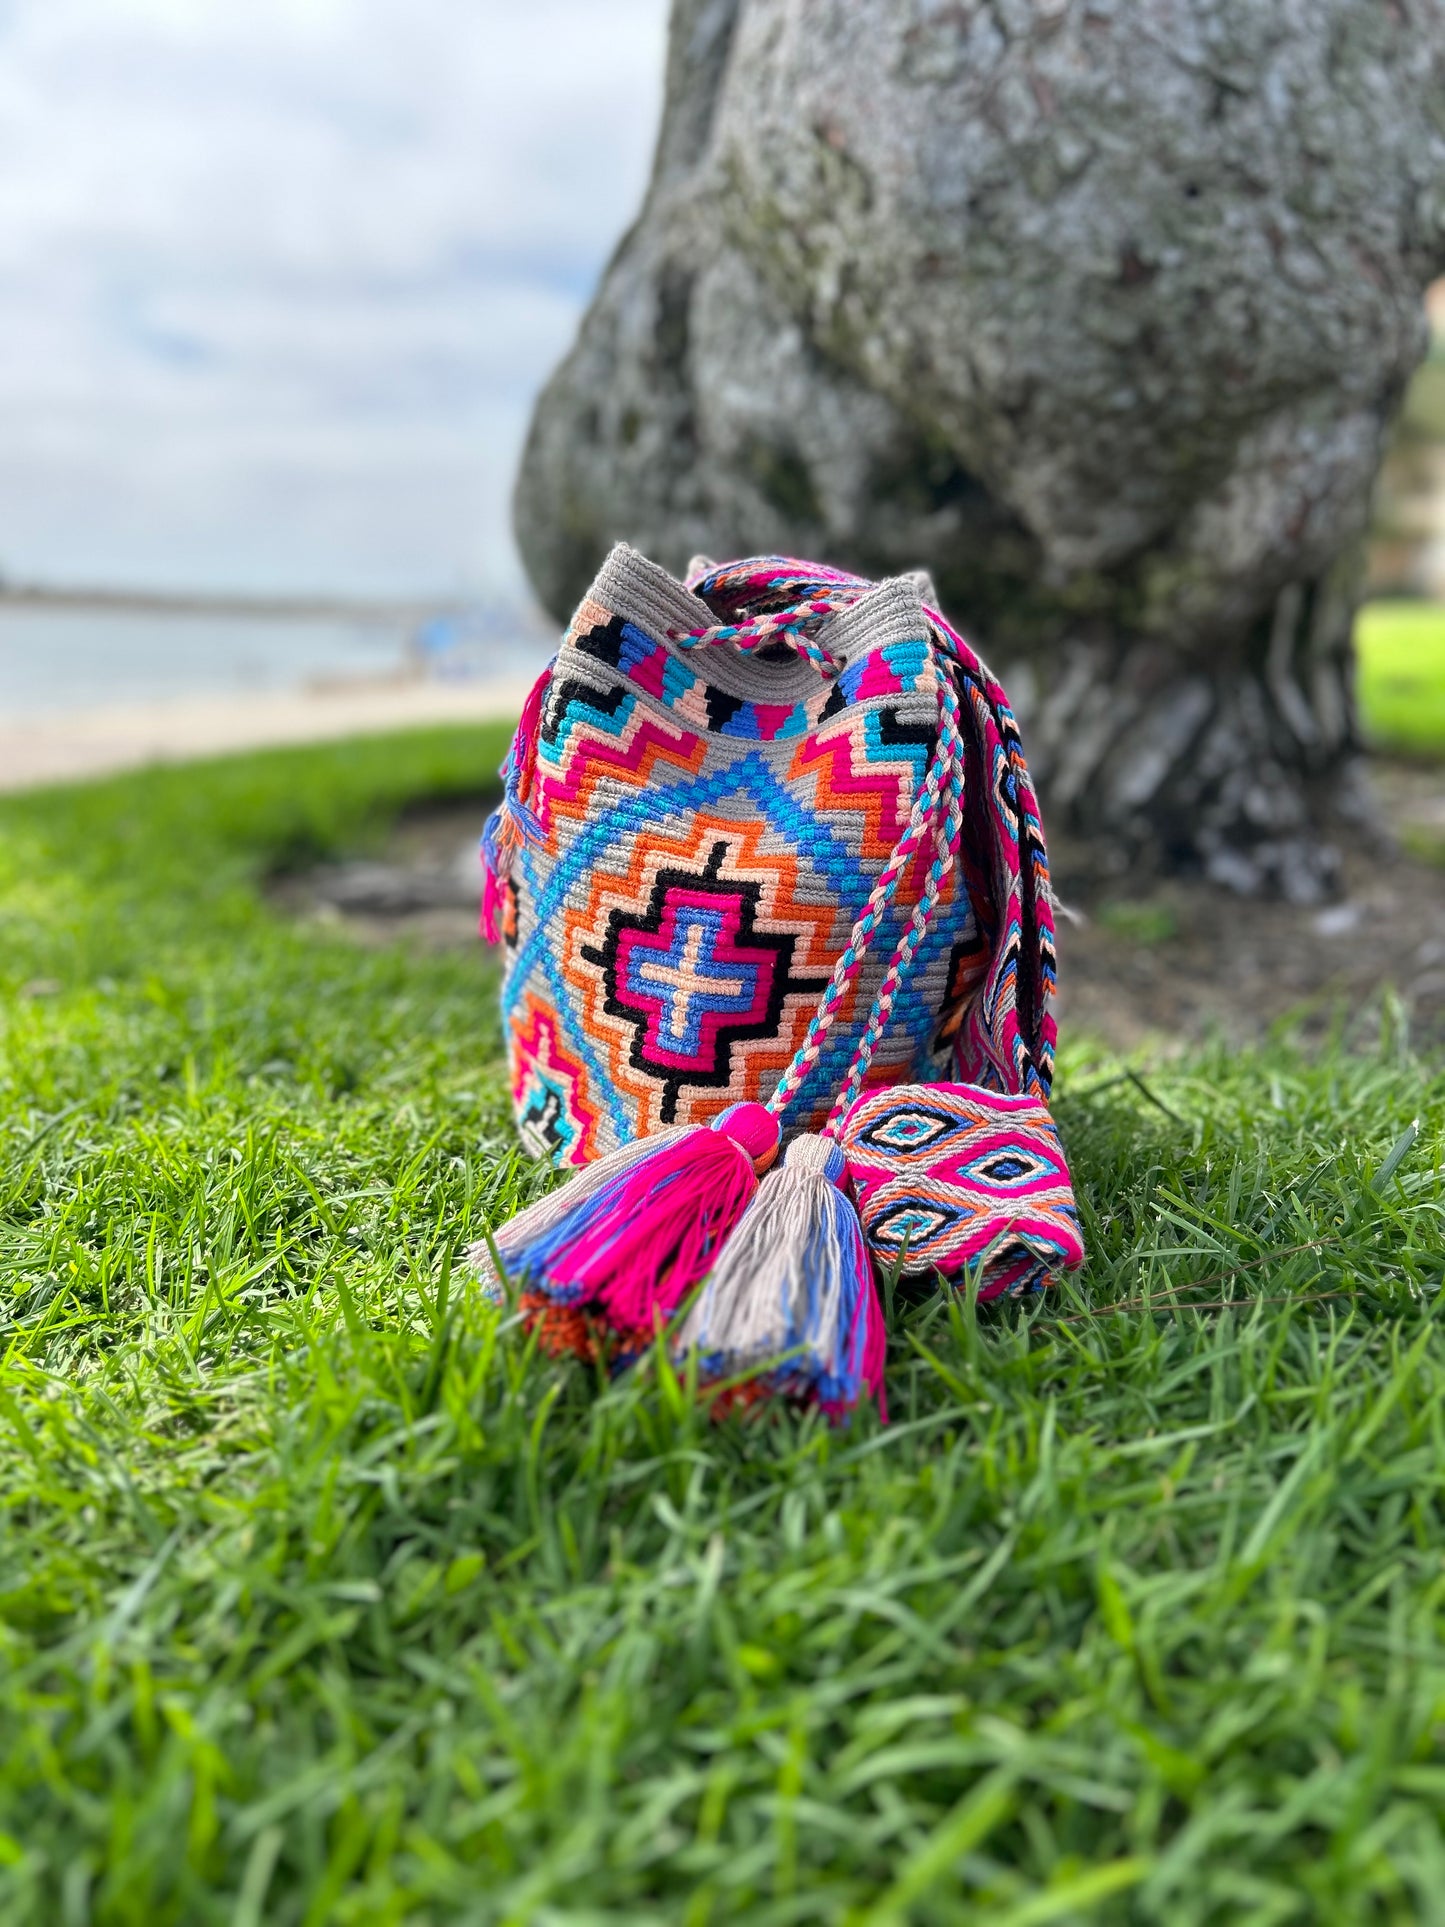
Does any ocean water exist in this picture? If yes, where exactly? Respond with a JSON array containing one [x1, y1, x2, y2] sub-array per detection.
[[0, 603, 548, 718]]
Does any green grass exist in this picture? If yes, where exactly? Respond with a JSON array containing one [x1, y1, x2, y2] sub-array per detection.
[[4, 730, 1445, 1924], [1389, 347, 1445, 448], [1093, 903, 1179, 949], [1354, 599, 1445, 755]]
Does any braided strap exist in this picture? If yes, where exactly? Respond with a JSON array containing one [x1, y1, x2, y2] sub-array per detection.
[[824, 666, 967, 1129], [767, 651, 961, 1121], [667, 595, 850, 675]]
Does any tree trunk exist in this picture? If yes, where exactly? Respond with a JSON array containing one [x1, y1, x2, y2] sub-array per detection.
[[1006, 553, 1372, 898], [514, 0, 1445, 895]]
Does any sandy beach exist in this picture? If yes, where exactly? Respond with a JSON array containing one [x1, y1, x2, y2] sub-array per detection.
[[0, 672, 532, 794]]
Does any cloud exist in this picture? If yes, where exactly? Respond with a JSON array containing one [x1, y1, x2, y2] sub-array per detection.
[[0, 0, 668, 595]]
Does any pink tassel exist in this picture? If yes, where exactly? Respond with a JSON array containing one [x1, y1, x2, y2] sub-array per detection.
[[507, 1101, 781, 1359], [589, 1130, 760, 1341]]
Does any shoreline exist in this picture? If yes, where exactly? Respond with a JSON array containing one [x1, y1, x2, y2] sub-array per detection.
[[0, 672, 532, 794], [0, 580, 463, 623]]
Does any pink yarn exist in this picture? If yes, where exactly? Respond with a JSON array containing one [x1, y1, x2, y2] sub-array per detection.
[[479, 853, 507, 945], [590, 1130, 760, 1339], [714, 1100, 781, 1168], [479, 662, 551, 945], [510, 659, 551, 795], [539, 1105, 782, 1344]]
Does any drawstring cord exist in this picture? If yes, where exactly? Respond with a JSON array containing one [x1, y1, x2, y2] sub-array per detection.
[[666, 592, 853, 676], [762, 640, 964, 1132], [823, 670, 965, 1129]]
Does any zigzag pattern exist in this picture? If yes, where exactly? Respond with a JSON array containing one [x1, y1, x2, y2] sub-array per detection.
[[484, 546, 1058, 1159], [532, 692, 707, 838], [790, 708, 935, 862]]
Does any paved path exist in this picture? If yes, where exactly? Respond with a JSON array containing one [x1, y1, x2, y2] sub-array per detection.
[[0, 674, 532, 793]]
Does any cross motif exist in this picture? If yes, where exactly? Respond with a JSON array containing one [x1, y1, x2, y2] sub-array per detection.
[[581, 840, 830, 1122], [633, 912, 749, 1045]]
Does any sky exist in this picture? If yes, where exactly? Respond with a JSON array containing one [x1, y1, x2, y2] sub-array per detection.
[[0, 0, 669, 599]]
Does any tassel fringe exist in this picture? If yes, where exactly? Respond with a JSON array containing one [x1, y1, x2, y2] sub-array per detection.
[[465, 1125, 690, 1295], [471, 1103, 781, 1361], [675, 1133, 886, 1419]]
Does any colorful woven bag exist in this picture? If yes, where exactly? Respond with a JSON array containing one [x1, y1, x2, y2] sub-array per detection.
[[473, 545, 1083, 1411]]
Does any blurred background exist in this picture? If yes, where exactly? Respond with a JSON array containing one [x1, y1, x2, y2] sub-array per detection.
[[1364, 276, 1445, 756], [0, 0, 666, 726], [7, 0, 1445, 1052], [0, 0, 1441, 749]]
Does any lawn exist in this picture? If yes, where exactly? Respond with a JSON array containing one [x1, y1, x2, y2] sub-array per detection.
[[1355, 599, 1445, 755], [2, 729, 1445, 1924]]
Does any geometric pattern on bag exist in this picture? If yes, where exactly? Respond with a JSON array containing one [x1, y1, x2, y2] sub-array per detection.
[[495, 547, 1007, 1160], [473, 549, 1077, 1416], [840, 1081, 1085, 1299]]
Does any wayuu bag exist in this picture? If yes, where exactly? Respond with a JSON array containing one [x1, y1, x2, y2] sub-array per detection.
[[473, 546, 1083, 1412]]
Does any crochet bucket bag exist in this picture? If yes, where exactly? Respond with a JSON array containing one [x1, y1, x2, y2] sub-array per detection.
[[475, 546, 1083, 1412]]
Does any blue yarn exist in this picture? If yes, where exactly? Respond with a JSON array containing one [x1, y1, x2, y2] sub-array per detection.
[[505, 1177, 625, 1300], [479, 806, 506, 874], [777, 1183, 870, 1406], [507, 1144, 704, 1299]]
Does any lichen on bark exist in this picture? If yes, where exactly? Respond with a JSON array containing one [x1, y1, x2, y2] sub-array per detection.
[[514, 0, 1445, 895]]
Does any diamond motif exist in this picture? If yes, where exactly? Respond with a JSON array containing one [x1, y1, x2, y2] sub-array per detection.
[[867, 1196, 974, 1251], [957, 1148, 1060, 1189], [841, 1080, 1084, 1294], [855, 1103, 964, 1157]]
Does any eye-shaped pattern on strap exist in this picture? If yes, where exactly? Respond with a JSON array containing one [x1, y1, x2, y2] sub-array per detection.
[[839, 1081, 1085, 1300], [866, 1196, 976, 1252], [954, 1143, 1066, 1191], [851, 1102, 967, 1158]]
